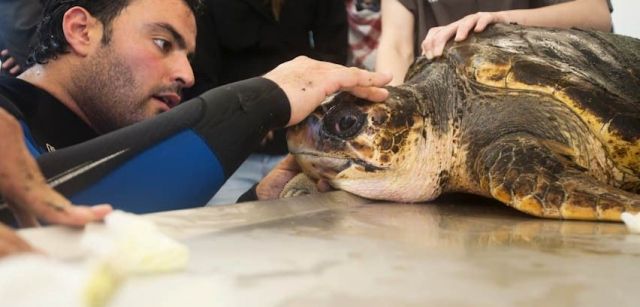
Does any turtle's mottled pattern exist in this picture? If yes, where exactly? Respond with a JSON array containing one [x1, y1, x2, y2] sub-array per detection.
[[287, 24, 640, 221]]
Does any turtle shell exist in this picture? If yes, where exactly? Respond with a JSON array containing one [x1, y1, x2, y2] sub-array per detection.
[[406, 24, 640, 181]]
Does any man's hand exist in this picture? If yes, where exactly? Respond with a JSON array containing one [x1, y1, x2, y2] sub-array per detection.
[[0, 108, 112, 228], [0, 223, 35, 257], [256, 155, 332, 200], [1, 49, 23, 76], [421, 12, 508, 59], [264, 56, 392, 127], [256, 155, 302, 200], [4, 179, 113, 228]]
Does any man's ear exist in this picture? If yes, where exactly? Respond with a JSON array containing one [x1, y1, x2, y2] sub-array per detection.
[[62, 7, 102, 57]]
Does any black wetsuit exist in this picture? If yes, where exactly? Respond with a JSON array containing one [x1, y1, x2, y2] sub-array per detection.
[[0, 76, 289, 213]]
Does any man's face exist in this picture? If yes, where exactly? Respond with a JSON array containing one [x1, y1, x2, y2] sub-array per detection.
[[72, 0, 196, 133]]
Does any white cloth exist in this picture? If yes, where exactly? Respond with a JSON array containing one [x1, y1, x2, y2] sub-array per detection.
[[0, 211, 189, 307]]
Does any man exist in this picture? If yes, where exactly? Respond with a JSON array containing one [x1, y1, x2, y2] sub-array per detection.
[[0, 0, 391, 233]]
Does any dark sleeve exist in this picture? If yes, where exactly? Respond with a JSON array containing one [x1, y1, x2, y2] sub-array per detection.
[[237, 184, 259, 203], [36, 77, 290, 213], [309, 0, 349, 65]]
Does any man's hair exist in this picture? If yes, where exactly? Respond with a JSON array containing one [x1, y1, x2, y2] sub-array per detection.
[[28, 0, 203, 65]]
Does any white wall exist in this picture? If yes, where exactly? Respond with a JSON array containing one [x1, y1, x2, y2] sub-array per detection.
[[610, 0, 640, 39]]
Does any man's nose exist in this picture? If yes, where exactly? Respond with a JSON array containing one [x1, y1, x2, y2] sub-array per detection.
[[172, 54, 195, 89]]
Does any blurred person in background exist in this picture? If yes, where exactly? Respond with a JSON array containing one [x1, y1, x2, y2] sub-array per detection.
[[0, 0, 43, 76], [186, 0, 349, 205], [346, 0, 381, 71]]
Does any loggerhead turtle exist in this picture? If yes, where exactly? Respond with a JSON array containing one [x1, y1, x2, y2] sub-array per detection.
[[286, 24, 640, 222]]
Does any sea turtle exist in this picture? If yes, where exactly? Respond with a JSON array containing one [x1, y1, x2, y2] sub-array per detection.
[[286, 24, 640, 222]]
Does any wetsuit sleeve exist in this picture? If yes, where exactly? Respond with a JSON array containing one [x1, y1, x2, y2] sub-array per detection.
[[36, 77, 290, 213], [237, 184, 259, 203]]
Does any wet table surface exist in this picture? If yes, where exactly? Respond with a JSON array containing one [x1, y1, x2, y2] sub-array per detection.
[[19, 191, 640, 306]]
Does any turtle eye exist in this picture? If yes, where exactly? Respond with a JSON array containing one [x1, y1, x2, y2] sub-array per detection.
[[339, 115, 357, 130], [323, 105, 366, 139]]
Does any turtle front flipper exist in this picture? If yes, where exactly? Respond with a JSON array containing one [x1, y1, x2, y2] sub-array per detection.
[[279, 173, 319, 198], [473, 134, 640, 221]]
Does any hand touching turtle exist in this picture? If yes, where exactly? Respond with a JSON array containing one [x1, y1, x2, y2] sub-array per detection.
[[420, 0, 612, 59], [264, 56, 392, 127], [252, 57, 391, 198], [421, 12, 508, 59]]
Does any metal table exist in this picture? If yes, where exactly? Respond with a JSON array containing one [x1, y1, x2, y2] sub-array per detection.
[[19, 192, 640, 306]]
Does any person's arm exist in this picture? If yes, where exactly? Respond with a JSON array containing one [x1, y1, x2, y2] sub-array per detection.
[[422, 0, 612, 58], [504, 0, 611, 32], [309, 0, 349, 65], [35, 78, 289, 213], [375, 0, 415, 85], [34, 57, 390, 213]]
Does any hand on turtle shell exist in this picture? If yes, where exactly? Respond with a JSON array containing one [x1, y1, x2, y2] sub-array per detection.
[[263, 56, 392, 127], [0, 49, 22, 76], [0, 109, 112, 228], [421, 12, 508, 59]]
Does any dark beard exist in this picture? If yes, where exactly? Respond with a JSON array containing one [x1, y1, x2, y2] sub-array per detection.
[[71, 45, 146, 134]]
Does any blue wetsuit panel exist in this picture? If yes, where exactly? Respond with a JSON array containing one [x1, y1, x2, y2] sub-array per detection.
[[20, 121, 43, 157], [69, 129, 224, 213]]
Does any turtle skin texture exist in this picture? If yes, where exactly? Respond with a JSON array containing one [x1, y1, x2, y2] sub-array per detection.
[[287, 24, 640, 221]]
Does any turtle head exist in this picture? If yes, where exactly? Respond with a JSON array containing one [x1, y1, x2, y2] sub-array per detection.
[[287, 88, 453, 202]]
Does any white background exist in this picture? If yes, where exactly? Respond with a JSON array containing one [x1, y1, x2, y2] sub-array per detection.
[[611, 0, 640, 38]]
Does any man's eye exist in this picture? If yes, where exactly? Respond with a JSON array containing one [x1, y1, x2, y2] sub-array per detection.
[[153, 38, 172, 52]]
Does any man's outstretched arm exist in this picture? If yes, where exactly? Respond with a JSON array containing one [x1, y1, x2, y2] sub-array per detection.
[[32, 57, 390, 212]]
